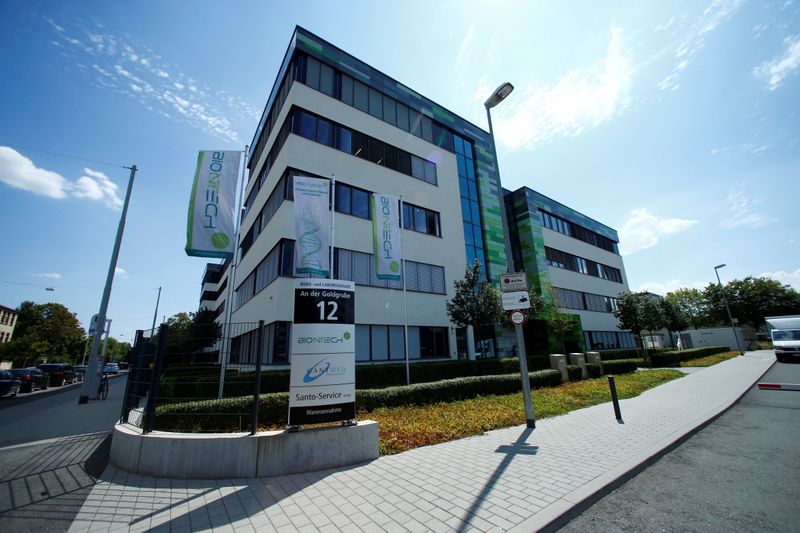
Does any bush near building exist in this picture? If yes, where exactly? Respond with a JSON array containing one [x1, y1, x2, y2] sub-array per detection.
[[649, 346, 729, 367]]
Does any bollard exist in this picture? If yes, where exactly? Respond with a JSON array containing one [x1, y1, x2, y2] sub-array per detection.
[[608, 375, 623, 422]]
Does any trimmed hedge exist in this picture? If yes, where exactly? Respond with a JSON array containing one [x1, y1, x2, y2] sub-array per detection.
[[601, 358, 640, 374], [586, 363, 603, 379], [158, 356, 555, 401], [566, 365, 583, 381], [649, 346, 730, 367], [155, 369, 562, 432]]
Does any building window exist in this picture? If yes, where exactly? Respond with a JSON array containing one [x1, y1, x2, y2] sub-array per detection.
[[539, 209, 619, 254], [335, 182, 371, 220], [335, 248, 445, 294], [401, 202, 441, 237], [545, 247, 623, 284]]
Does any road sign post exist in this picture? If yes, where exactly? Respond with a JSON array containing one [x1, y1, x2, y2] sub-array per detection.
[[501, 272, 536, 429]]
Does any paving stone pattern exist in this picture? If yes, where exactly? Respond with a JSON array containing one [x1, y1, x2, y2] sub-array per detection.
[[68, 351, 774, 533]]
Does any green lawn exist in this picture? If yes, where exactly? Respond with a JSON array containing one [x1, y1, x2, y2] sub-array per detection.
[[680, 351, 740, 367], [363, 369, 684, 455]]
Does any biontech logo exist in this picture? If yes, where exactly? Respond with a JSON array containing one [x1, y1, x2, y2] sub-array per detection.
[[297, 335, 345, 344]]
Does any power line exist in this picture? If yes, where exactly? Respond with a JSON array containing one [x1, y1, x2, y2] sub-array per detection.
[[0, 280, 160, 291], [0, 142, 128, 169]]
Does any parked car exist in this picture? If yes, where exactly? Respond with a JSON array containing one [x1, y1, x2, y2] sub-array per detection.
[[118, 361, 129, 370], [37, 363, 76, 386], [0, 370, 21, 398], [74, 365, 87, 381], [10, 368, 49, 393], [102, 362, 120, 374]]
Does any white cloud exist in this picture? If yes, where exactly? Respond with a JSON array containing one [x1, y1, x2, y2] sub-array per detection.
[[71, 168, 123, 210], [490, 27, 632, 150], [44, 18, 260, 143], [760, 268, 800, 291], [0, 146, 70, 198], [659, 0, 744, 91], [754, 35, 800, 90], [637, 279, 707, 295], [619, 208, 698, 255], [718, 185, 777, 229], [115, 267, 128, 278], [29, 272, 63, 279], [0, 147, 122, 209]]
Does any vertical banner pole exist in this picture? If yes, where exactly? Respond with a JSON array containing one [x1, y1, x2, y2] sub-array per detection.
[[399, 196, 410, 385], [330, 174, 335, 279], [218, 147, 249, 399]]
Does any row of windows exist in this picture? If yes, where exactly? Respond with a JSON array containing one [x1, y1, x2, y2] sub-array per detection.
[[229, 322, 448, 365], [200, 278, 227, 305], [230, 321, 291, 365], [234, 240, 448, 312], [292, 107, 437, 185], [0, 311, 16, 326], [540, 210, 619, 254], [584, 330, 638, 351], [240, 168, 442, 262], [552, 287, 619, 313], [298, 53, 463, 155], [545, 247, 623, 283], [454, 130, 486, 277], [335, 249, 446, 294], [0, 331, 12, 343]]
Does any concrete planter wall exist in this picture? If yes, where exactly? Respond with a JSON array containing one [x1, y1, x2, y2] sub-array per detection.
[[110, 421, 379, 479]]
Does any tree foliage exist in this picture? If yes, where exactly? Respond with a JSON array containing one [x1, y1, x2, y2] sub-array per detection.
[[614, 291, 666, 355], [666, 277, 800, 329], [163, 309, 222, 356], [0, 301, 85, 365], [546, 312, 579, 354], [446, 260, 503, 332]]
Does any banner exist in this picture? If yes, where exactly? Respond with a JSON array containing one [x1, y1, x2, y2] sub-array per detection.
[[293, 176, 330, 277], [289, 279, 356, 425], [371, 193, 401, 281], [185, 150, 242, 258]]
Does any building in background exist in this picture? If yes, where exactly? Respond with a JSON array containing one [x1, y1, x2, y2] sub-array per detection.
[[0, 304, 18, 344], [199, 26, 634, 365]]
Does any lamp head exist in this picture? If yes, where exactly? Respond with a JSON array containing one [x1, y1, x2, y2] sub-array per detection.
[[484, 82, 514, 109], [714, 264, 726, 270]]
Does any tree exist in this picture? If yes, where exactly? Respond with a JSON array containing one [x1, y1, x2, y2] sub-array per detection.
[[160, 309, 222, 362], [705, 276, 800, 328], [446, 260, 503, 357], [547, 312, 579, 354], [0, 301, 86, 365], [661, 297, 689, 348], [614, 291, 667, 356], [665, 288, 712, 329]]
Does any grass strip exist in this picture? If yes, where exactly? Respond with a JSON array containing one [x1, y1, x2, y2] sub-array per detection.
[[680, 351, 740, 367], [367, 369, 683, 455]]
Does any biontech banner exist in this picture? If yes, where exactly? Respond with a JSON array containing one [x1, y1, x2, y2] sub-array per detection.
[[293, 176, 331, 277], [185, 150, 242, 259], [371, 193, 402, 281], [289, 278, 356, 425]]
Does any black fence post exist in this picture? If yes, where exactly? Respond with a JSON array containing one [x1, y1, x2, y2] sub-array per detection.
[[119, 329, 144, 423], [143, 324, 169, 434], [608, 375, 623, 422], [250, 320, 264, 436]]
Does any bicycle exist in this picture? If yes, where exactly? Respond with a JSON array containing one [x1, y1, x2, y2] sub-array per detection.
[[98, 374, 109, 400]]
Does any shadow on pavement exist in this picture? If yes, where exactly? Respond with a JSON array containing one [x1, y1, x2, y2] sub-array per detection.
[[0, 431, 111, 533]]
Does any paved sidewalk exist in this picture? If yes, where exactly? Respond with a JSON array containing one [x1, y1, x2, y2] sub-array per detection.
[[68, 351, 774, 533]]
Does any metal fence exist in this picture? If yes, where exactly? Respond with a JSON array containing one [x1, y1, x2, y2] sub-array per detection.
[[120, 321, 268, 434]]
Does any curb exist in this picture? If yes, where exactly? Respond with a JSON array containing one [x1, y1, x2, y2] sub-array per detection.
[[523, 358, 776, 533]]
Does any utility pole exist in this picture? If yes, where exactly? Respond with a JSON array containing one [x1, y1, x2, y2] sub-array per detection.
[[79, 164, 138, 404]]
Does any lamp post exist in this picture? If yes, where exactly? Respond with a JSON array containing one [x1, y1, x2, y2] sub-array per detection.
[[485, 82, 536, 428], [714, 264, 744, 355]]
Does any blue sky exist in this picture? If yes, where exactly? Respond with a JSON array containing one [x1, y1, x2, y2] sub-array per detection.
[[1, 0, 798, 342]]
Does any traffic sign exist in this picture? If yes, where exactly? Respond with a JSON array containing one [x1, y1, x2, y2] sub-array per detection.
[[500, 272, 528, 292], [510, 310, 526, 326], [502, 291, 531, 311]]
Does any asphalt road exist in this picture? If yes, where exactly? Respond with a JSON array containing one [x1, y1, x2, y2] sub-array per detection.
[[560, 360, 800, 532], [0, 374, 127, 532]]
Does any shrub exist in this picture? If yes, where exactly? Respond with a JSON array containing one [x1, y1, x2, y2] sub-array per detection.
[[154, 369, 563, 432], [598, 349, 641, 361], [601, 359, 640, 374], [566, 365, 583, 381], [650, 346, 729, 367], [586, 363, 603, 378]]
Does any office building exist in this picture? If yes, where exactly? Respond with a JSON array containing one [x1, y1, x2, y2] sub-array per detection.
[[200, 26, 633, 364]]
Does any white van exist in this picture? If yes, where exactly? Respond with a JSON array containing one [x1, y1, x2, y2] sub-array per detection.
[[767, 316, 800, 363]]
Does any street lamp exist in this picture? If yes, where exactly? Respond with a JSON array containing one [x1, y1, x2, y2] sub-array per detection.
[[714, 264, 744, 355], [484, 82, 536, 428]]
